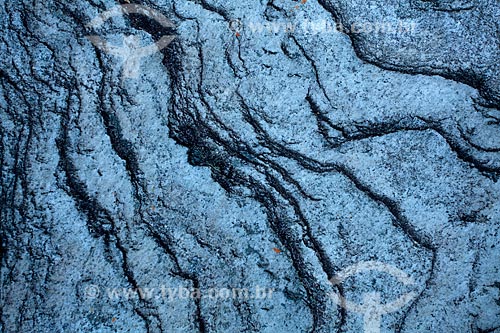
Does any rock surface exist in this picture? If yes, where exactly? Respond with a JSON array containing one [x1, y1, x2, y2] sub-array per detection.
[[1, 0, 499, 332]]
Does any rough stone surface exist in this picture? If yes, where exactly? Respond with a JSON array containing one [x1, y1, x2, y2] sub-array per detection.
[[320, 0, 500, 105], [1, 0, 499, 332]]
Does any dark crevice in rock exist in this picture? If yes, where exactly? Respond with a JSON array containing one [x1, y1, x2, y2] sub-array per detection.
[[165, 40, 340, 330], [237, 102, 438, 331], [55, 90, 113, 238], [89, 9, 208, 331], [307, 89, 500, 179], [315, 0, 500, 108], [417, 117, 500, 180], [55, 86, 165, 330]]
